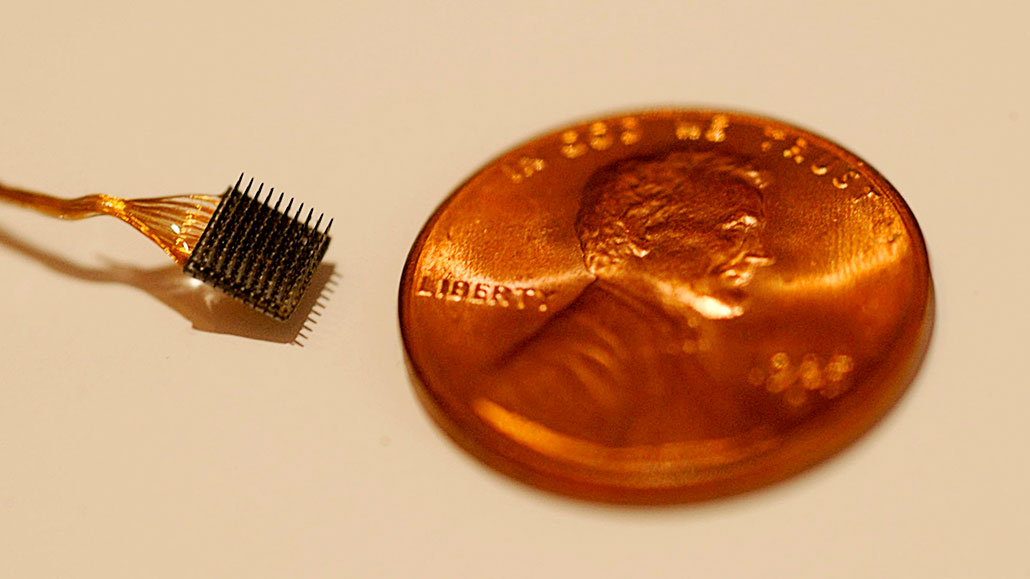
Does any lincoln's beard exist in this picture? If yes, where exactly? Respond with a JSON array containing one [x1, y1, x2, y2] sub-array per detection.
[[592, 259, 748, 323], [653, 278, 744, 320]]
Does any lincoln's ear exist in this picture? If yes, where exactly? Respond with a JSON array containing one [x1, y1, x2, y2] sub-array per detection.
[[629, 242, 650, 258], [625, 227, 651, 259]]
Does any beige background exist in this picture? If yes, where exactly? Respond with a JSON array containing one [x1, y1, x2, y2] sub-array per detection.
[[0, 1, 1026, 577]]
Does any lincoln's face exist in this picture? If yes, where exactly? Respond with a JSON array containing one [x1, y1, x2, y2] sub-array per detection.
[[641, 182, 770, 295], [576, 152, 773, 317]]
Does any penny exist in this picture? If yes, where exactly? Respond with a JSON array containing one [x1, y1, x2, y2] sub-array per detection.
[[399, 109, 933, 503]]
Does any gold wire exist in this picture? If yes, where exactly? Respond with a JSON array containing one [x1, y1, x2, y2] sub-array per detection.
[[0, 182, 219, 265]]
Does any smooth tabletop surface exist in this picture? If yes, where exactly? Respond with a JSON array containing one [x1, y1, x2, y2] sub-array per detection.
[[1, 2, 1027, 577]]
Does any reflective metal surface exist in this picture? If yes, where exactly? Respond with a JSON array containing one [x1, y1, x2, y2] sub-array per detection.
[[400, 109, 933, 503]]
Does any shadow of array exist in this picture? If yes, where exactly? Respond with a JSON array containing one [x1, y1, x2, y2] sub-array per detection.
[[0, 226, 338, 345]]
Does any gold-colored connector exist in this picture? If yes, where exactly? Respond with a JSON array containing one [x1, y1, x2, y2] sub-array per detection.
[[0, 182, 219, 265]]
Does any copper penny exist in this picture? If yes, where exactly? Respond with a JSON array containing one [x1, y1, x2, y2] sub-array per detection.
[[399, 109, 933, 503]]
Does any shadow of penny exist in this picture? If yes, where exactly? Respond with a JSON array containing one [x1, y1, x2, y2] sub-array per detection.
[[0, 225, 337, 345]]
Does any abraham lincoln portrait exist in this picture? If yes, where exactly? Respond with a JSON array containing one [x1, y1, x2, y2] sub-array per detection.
[[477, 150, 781, 447]]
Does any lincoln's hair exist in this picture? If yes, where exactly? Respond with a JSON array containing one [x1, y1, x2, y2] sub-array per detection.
[[575, 151, 768, 275]]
